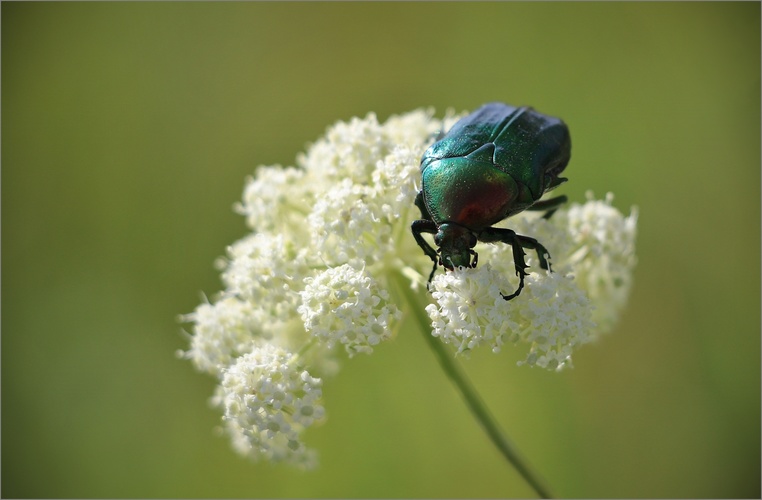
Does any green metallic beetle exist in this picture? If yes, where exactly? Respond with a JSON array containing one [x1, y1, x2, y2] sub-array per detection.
[[411, 102, 571, 300]]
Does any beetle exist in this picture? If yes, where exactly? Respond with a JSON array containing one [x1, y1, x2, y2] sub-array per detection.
[[411, 102, 571, 300]]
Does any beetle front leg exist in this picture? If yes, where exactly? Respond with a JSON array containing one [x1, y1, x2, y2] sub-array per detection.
[[411, 218, 440, 284], [515, 234, 552, 271], [477, 227, 528, 300], [478, 228, 553, 300]]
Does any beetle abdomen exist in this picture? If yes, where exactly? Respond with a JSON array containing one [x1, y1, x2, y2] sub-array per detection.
[[492, 112, 570, 199]]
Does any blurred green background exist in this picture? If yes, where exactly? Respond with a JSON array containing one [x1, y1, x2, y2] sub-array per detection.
[[2, 2, 759, 498]]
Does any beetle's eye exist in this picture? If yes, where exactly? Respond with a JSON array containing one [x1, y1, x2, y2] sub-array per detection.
[[434, 233, 443, 246], [468, 233, 477, 247]]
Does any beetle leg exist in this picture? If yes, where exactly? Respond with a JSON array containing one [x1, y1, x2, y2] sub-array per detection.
[[414, 190, 433, 220], [526, 195, 567, 220], [515, 234, 552, 271], [477, 228, 553, 300], [470, 249, 478, 268], [411, 218, 440, 284], [476, 227, 528, 300]]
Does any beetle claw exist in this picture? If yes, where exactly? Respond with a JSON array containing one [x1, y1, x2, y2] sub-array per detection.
[[500, 282, 524, 301]]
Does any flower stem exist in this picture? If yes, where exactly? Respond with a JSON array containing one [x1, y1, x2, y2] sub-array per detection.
[[393, 272, 554, 499]]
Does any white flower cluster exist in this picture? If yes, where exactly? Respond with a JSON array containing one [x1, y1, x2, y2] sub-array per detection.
[[182, 109, 444, 468], [215, 345, 325, 469], [299, 264, 400, 356], [426, 265, 595, 370], [181, 107, 638, 466]]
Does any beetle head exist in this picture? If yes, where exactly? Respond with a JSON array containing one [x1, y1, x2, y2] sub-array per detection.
[[435, 223, 477, 270]]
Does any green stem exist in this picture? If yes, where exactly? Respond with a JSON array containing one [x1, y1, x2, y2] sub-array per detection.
[[393, 272, 554, 499]]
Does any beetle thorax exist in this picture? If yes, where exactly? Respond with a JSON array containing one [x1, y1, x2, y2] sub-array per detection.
[[435, 223, 477, 270]]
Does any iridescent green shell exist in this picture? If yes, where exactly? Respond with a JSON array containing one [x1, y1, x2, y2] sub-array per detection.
[[420, 102, 570, 229]]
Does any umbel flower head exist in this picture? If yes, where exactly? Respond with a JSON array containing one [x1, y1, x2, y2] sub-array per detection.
[[180, 107, 638, 468]]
